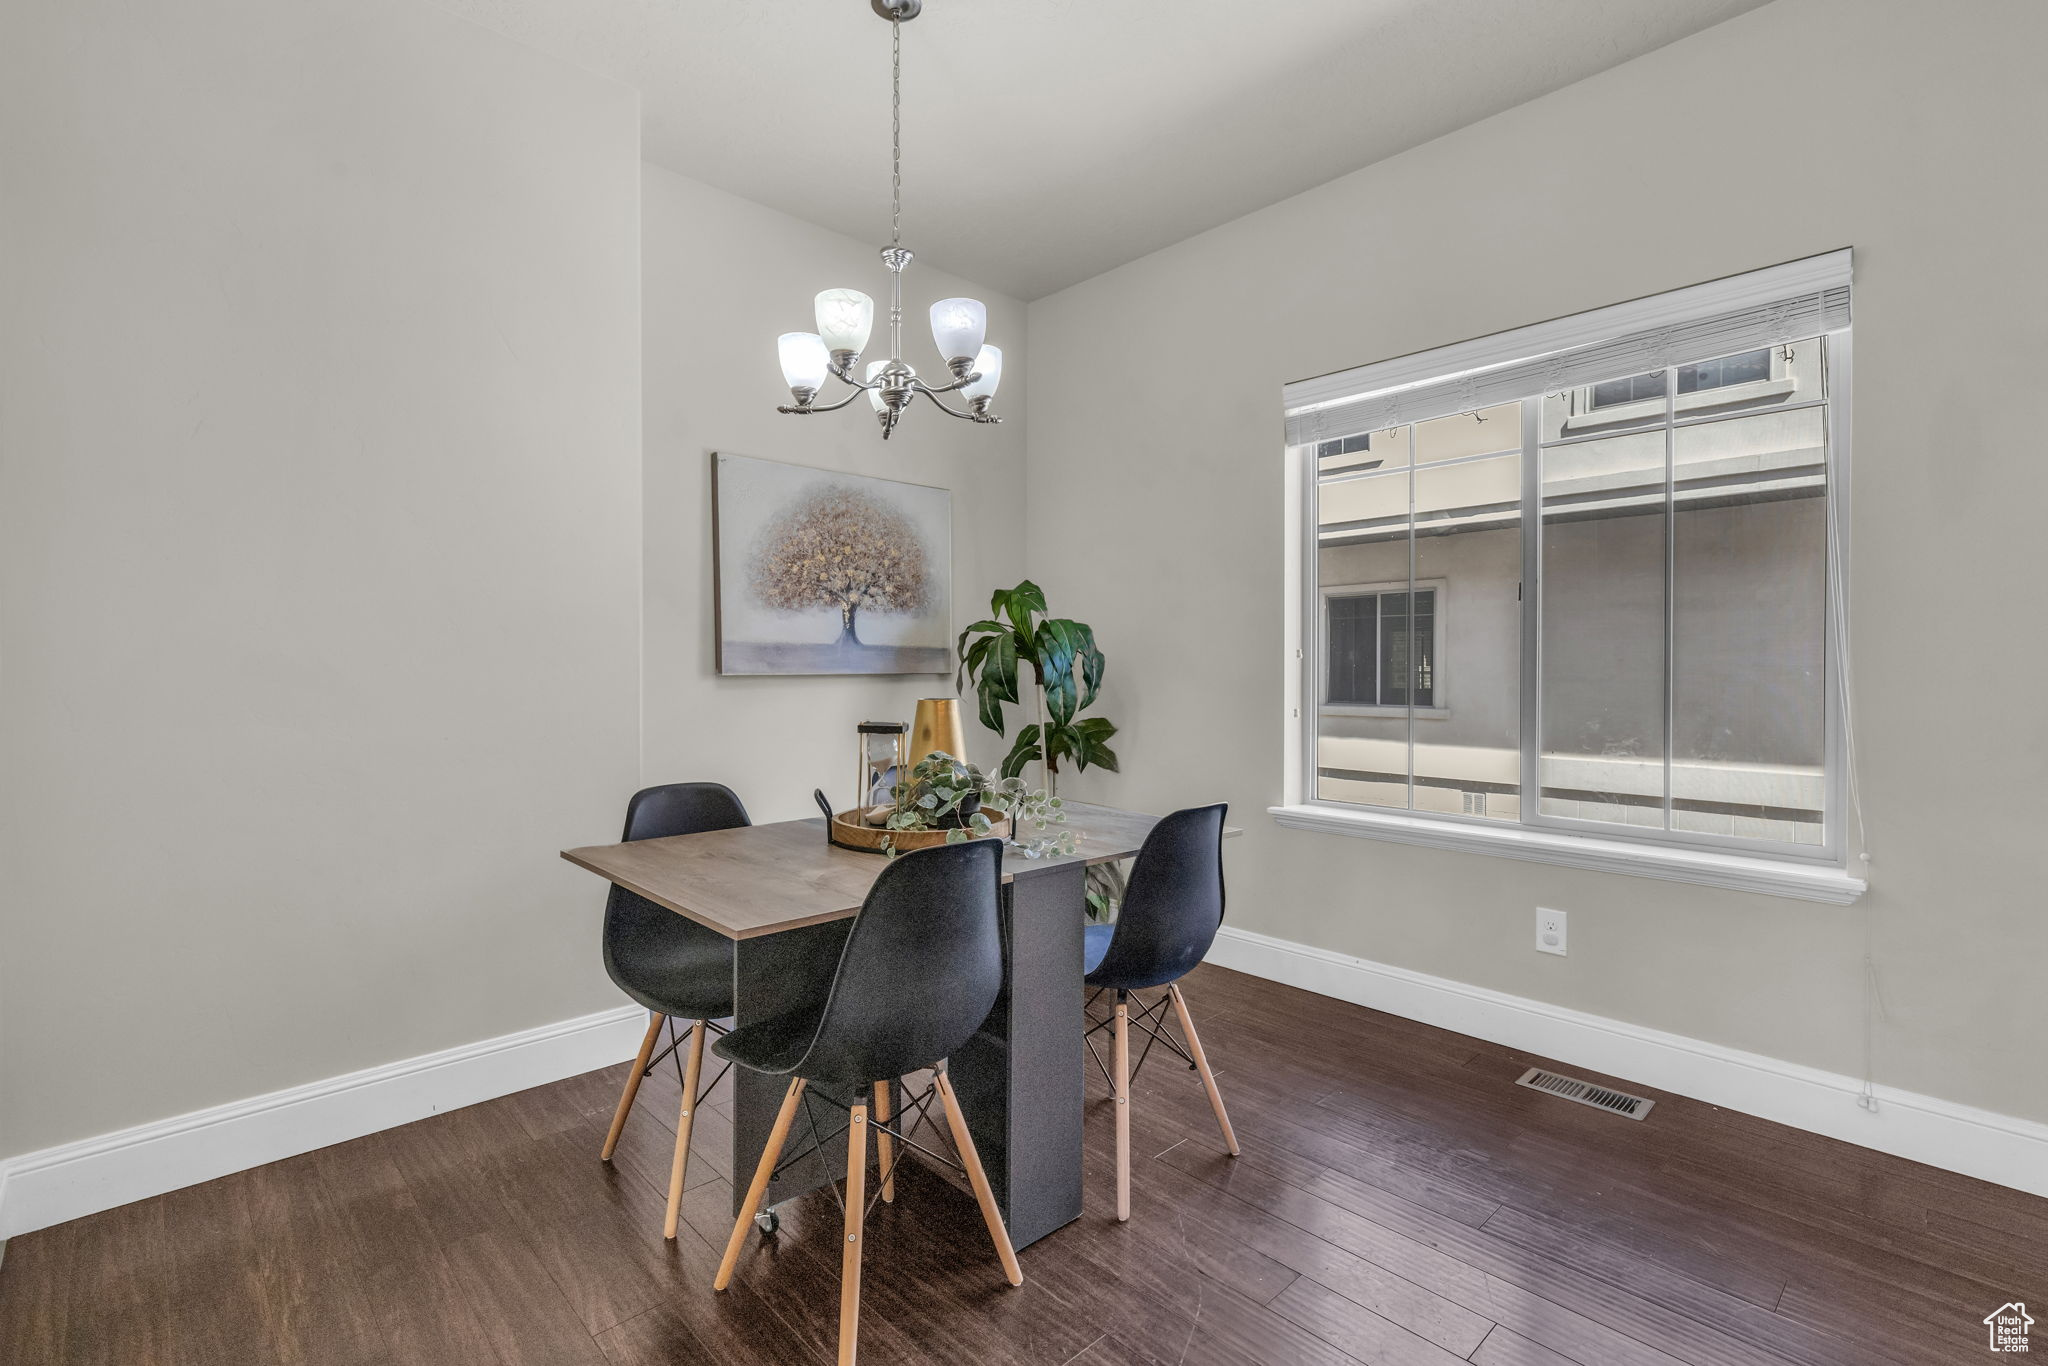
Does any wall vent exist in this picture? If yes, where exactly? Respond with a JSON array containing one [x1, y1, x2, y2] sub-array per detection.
[[1515, 1067, 1655, 1120]]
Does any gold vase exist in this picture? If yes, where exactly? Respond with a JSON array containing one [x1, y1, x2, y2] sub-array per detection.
[[909, 697, 970, 771]]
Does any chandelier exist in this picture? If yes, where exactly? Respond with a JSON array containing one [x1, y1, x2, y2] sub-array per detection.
[[774, 0, 1002, 439]]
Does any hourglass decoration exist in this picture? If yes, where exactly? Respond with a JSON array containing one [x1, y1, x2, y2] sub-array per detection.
[[855, 721, 908, 814]]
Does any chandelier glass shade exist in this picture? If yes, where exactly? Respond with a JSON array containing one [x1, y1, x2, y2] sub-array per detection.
[[772, 0, 1001, 439]]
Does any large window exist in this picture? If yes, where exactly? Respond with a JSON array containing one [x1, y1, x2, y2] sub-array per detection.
[[1283, 253, 1856, 888]]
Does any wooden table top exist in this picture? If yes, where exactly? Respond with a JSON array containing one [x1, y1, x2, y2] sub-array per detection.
[[561, 802, 1238, 941]]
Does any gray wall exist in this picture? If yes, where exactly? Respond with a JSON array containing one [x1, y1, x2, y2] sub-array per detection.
[[1026, 0, 2048, 1123], [0, 0, 643, 1159]]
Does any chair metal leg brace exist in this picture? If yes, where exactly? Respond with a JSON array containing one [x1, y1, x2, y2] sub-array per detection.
[[1126, 995, 1172, 1084], [715, 1072, 1020, 1366], [1083, 1028, 1116, 1092], [768, 1078, 956, 1222], [737, 1077, 1006, 1208], [646, 1015, 728, 1076], [873, 1080, 894, 1204], [863, 1081, 956, 1215], [1084, 990, 1194, 1088]]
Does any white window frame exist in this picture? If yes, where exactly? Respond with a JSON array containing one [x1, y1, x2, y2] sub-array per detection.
[[1276, 255, 1865, 905]]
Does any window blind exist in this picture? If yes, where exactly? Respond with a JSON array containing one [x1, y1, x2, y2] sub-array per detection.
[[1284, 251, 1852, 446]]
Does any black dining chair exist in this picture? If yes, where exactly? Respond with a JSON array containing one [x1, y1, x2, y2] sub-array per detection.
[[711, 837, 1022, 1366], [1081, 803, 1238, 1221], [597, 781, 748, 1240]]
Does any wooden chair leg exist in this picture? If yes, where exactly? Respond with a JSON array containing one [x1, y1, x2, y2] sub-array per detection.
[[873, 1079, 894, 1204], [715, 1078, 806, 1291], [663, 1019, 707, 1239], [934, 1070, 1023, 1286], [1113, 994, 1131, 1222], [600, 1012, 664, 1161], [1168, 985, 1238, 1157], [839, 1101, 869, 1366]]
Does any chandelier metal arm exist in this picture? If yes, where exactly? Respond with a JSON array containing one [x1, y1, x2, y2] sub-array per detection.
[[916, 388, 1000, 423], [827, 359, 882, 389], [909, 371, 981, 396], [778, 386, 870, 415]]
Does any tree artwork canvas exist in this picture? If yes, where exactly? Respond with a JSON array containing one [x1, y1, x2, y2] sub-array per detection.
[[712, 452, 952, 675]]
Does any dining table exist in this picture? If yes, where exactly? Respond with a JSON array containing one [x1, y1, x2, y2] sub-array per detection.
[[561, 801, 1236, 1249]]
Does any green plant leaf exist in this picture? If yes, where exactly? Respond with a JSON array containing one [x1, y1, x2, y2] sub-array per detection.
[[1042, 721, 1076, 770], [1075, 623, 1106, 713], [975, 631, 1019, 734], [959, 638, 989, 699], [954, 619, 1002, 690], [1004, 580, 1047, 636], [1073, 715, 1120, 772], [999, 724, 1041, 779], [1036, 619, 1080, 726]]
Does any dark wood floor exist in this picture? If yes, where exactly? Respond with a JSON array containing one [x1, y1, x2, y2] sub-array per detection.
[[4, 964, 2043, 1365]]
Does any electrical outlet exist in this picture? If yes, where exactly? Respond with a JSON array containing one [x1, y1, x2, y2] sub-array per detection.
[[1536, 907, 1567, 956]]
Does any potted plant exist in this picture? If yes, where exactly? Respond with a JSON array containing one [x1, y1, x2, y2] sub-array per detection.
[[955, 581, 1119, 788], [957, 582, 1125, 920]]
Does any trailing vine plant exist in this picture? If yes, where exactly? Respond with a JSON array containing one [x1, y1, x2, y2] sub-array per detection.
[[877, 751, 1077, 859]]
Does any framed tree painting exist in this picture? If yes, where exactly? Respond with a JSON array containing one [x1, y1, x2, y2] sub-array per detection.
[[712, 452, 952, 675]]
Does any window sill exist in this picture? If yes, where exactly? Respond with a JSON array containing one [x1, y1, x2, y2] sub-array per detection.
[[1267, 802, 1867, 905], [1319, 705, 1451, 720]]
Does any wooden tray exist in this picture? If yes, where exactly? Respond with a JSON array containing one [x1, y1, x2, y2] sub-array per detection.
[[827, 807, 1010, 854]]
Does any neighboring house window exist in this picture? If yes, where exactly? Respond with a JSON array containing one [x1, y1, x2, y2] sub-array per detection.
[[1283, 254, 1853, 879], [1589, 347, 1773, 409], [1316, 431, 1381, 477], [1326, 586, 1436, 707], [1588, 370, 1666, 408]]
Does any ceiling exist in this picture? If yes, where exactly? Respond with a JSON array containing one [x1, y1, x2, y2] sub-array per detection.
[[437, 0, 1767, 299]]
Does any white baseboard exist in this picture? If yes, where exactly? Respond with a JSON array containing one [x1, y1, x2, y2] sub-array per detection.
[[1206, 925, 2048, 1201], [0, 1004, 648, 1239]]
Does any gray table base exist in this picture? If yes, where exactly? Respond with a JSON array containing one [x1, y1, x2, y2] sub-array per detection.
[[726, 858, 1086, 1251]]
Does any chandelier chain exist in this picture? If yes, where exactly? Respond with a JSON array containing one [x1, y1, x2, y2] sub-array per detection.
[[890, 18, 902, 249]]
